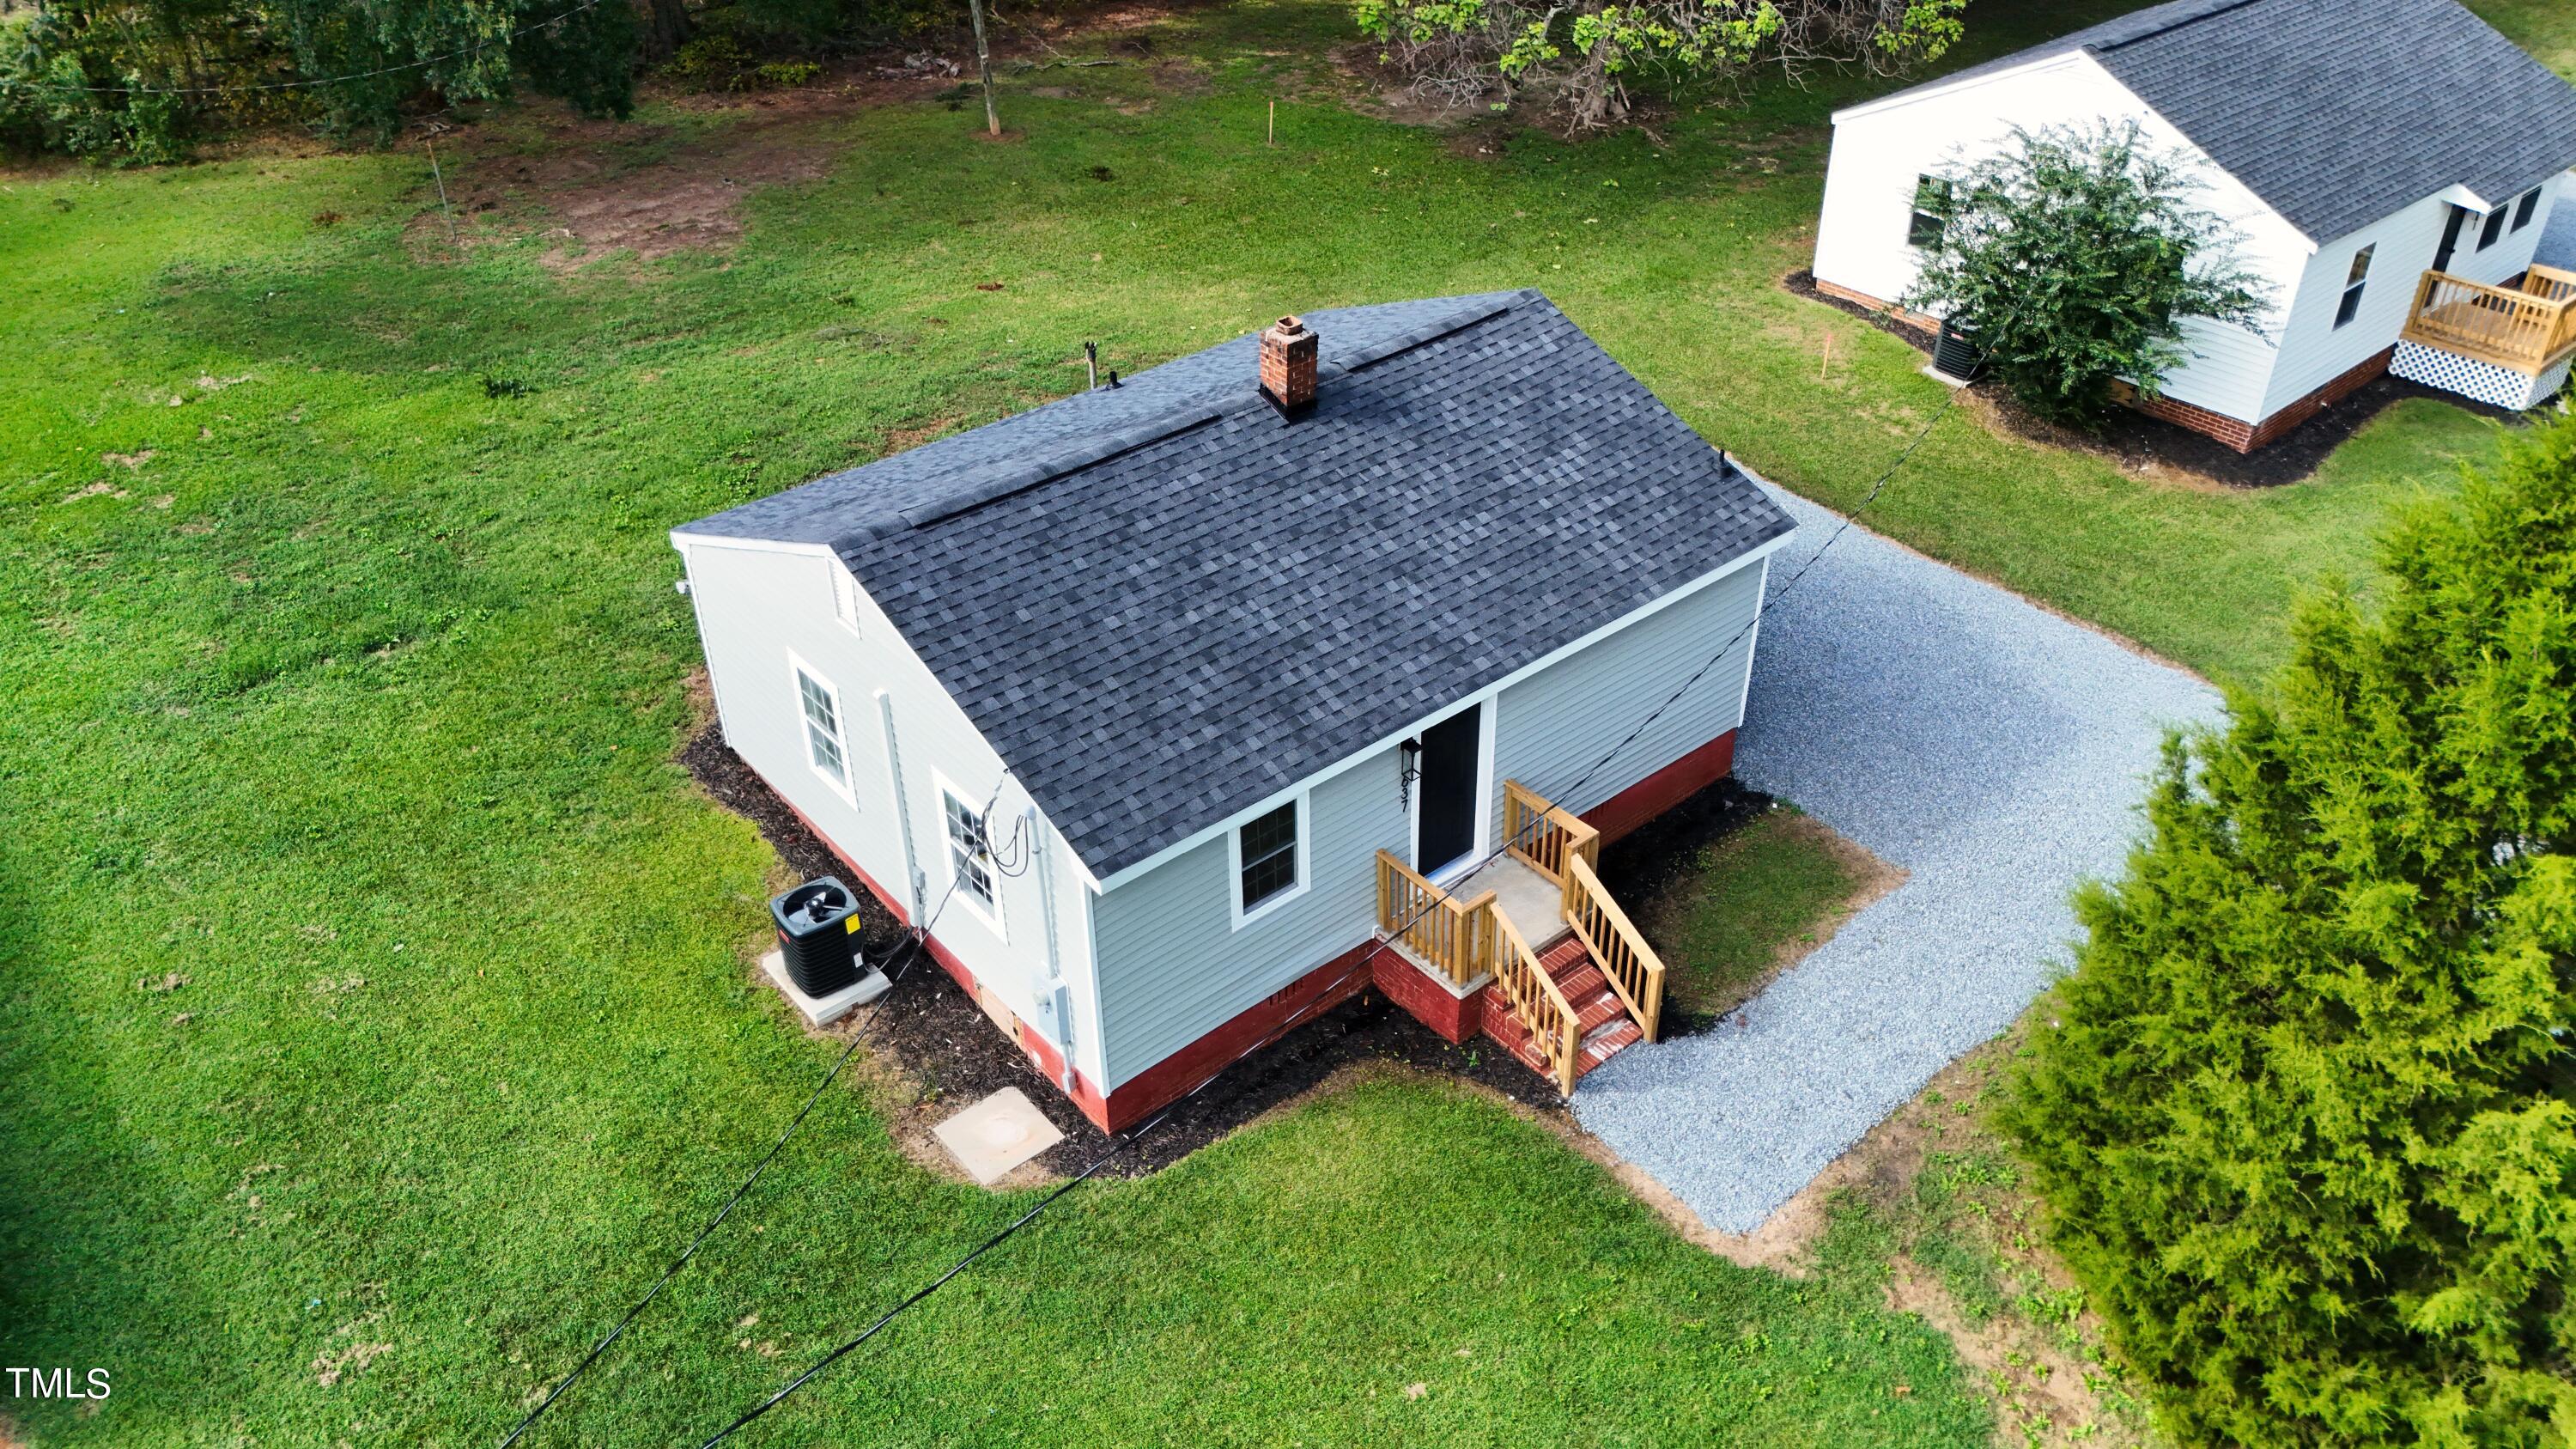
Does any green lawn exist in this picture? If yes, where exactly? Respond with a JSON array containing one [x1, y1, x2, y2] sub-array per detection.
[[1, 0, 2560, 1442], [1629, 807, 1879, 1020]]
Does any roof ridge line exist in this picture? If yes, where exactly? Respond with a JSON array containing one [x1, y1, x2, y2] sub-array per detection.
[[838, 291, 1538, 545], [1332, 291, 1530, 375], [841, 400, 1227, 542], [2089, 0, 2275, 53]]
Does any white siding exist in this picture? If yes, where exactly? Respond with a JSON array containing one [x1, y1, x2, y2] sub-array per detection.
[[1814, 53, 2314, 424], [2263, 174, 2567, 416], [1085, 554, 1772, 1091], [679, 539, 1107, 1087]]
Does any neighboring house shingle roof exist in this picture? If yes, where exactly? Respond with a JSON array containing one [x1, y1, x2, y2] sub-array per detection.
[[679, 292, 1794, 878], [1870, 0, 2576, 245]]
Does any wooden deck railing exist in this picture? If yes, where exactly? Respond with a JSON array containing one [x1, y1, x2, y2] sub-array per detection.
[[1503, 778, 1601, 887], [2402, 269, 2576, 372], [1562, 854, 1667, 1043], [1375, 849, 1497, 989], [2524, 263, 2576, 306], [1488, 911, 1581, 1093]]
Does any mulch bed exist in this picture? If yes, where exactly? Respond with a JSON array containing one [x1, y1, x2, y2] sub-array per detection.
[[1784, 268, 2514, 489], [685, 724, 1779, 1178]]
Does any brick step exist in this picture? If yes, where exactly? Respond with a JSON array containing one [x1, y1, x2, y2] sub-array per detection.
[[1569, 989, 1626, 1034], [1552, 962, 1609, 1000], [1579, 1019, 1644, 1069], [1538, 935, 1591, 972]]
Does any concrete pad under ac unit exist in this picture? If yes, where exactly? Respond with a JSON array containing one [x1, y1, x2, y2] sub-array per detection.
[[761, 948, 890, 1027]]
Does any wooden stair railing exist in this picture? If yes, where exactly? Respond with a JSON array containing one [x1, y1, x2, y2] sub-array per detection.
[[1503, 779, 1601, 886], [1488, 912, 1582, 1094], [1561, 853, 1668, 1043], [1375, 849, 1496, 989]]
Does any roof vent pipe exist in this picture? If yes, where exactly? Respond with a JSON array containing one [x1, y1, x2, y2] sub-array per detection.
[[1258, 314, 1318, 417]]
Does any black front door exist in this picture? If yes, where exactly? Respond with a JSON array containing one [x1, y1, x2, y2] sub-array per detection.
[[1415, 704, 1481, 876], [2434, 204, 2470, 273]]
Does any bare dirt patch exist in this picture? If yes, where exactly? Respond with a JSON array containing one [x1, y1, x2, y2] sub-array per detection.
[[405, 109, 837, 268]]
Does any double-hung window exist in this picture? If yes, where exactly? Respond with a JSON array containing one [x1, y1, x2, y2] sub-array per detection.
[[941, 785, 999, 920], [1906, 175, 1952, 250], [2334, 244, 2374, 328], [2478, 204, 2509, 251], [1235, 800, 1301, 919], [792, 657, 851, 797], [2512, 188, 2542, 232]]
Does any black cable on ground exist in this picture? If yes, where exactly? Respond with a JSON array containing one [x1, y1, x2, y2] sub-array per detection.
[[496, 772, 1012, 1446]]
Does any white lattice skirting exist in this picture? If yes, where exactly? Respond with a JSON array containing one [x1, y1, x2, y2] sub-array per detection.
[[2392, 340, 2572, 411]]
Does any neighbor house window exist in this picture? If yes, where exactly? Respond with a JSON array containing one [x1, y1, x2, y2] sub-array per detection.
[[940, 785, 998, 916], [2479, 204, 2509, 251], [2335, 244, 2374, 328], [792, 658, 851, 795], [829, 563, 862, 633], [1236, 801, 1300, 915], [2513, 188, 2542, 231], [1906, 175, 1952, 249]]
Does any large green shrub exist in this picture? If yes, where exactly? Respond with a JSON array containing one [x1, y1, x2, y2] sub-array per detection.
[[2006, 415, 2576, 1446], [1902, 120, 2266, 424]]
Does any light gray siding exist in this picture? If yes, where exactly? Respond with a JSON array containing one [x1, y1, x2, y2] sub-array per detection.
[[1492, 557, 1766, 835], [1087, 548, 1775, 1091], [1089, 746, 1407, 1089], [680, 538, 1109, 1087]]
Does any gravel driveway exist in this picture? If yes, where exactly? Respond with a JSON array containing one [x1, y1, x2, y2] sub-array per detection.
[[1571, 484, 2225, 1234]]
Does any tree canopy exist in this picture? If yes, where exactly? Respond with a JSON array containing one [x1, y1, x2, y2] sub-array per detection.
[[1355, 0, 1965, 130], [2007, 414, 2576, 1446]]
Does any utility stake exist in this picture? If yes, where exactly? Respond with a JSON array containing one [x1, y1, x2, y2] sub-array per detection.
[[1268, 100, 1275, 146], [969, 0, 1000, 137], [1819, 332, 1832, 382], [427, 137, 459, 247]]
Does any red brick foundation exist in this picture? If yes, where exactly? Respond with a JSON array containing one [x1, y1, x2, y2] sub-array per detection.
[[1811, 277, 2395, 454], [754, 726, 1743, 1133], [1814, 275, 1941, 333], [1582, 729, 1738, 844], [1095, 940, 1383, 1130], [1370, 946, 1485, 1043], [2122, 345, 2393, 453]]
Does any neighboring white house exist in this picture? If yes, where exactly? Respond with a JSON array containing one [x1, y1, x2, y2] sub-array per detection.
[[1813, 0, 2576, 450], [671, 293, 1795, 1129]]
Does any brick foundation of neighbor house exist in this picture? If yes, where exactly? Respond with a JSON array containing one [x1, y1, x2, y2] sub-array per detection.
[[1813, 277, 2397, 454], [762, 728, 1739, 1133]]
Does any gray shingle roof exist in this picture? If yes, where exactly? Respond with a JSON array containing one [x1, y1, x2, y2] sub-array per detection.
[[1870, 0, 2576, 245], [679, 292, 1794, 877]]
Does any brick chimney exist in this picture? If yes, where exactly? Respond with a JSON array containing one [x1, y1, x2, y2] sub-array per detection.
[[1257, 314, 1318, 416]]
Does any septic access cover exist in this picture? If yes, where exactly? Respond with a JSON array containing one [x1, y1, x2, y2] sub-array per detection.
[[931, 1087, 1066, 1185]]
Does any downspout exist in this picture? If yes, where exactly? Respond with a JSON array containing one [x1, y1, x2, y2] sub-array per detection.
[[875, 691, 929, 924], [1030, 810, 1078, 1095]]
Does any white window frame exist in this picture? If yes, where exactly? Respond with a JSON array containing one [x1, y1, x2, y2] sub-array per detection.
[[1226, 788, 1311, 930], [933, 769, 1005, 939], [828, 561, 863, 635], [787, 651, 855, 806]]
